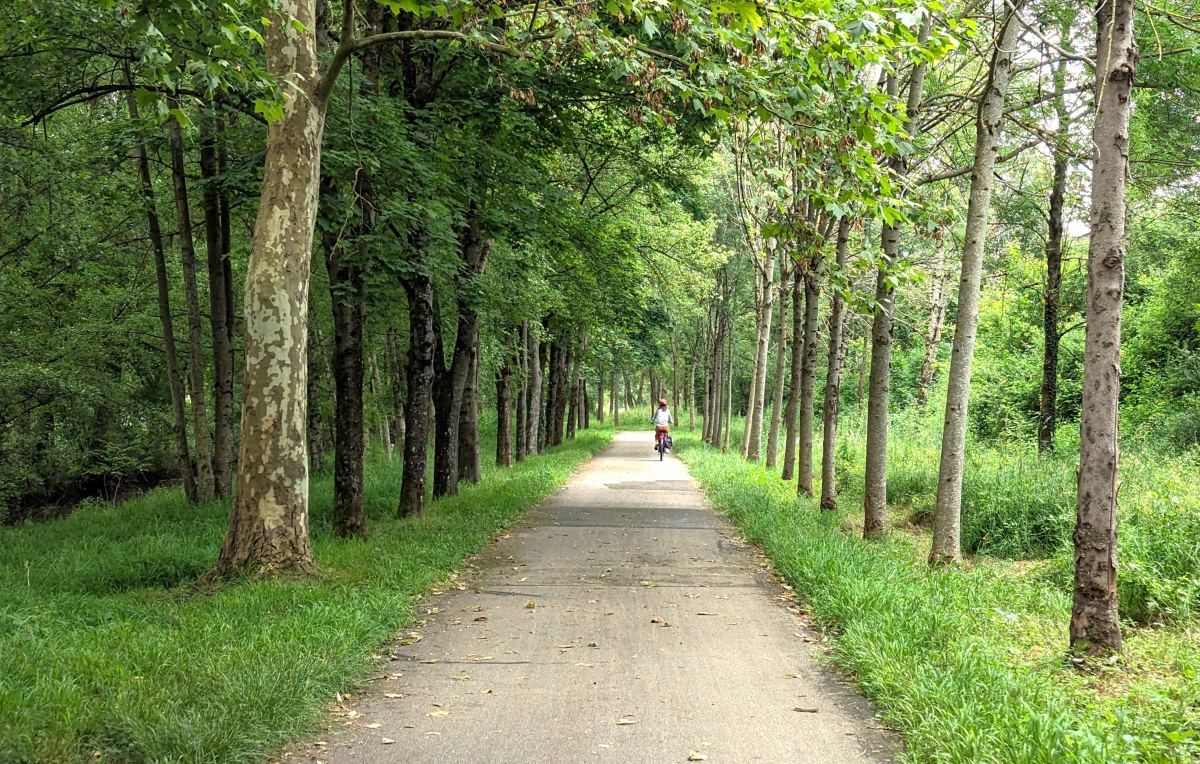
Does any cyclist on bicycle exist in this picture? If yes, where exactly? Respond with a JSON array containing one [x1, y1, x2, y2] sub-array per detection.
[[652, 398, 673, 451]]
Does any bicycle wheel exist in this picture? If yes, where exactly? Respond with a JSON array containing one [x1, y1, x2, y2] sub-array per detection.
[[659, 438, 664, 460]]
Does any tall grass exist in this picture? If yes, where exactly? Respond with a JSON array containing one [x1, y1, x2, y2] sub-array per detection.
[[675, 430, 1200, 763], [0, 427, 612, 764]]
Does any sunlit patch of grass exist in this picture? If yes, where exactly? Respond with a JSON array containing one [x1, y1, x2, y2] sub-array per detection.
[[675, 429, 1200, 764], [0, 427, 611, 764]]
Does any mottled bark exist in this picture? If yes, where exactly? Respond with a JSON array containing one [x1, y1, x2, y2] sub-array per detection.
[[515, 323, 528, 461], [797, 254, 821, 496], [931, 8, 1022, 564], [612, 370, 619, 427], [168, 111, 215, 503], [567, 350, 581, 440], [595, 368, 605, 423], [124, 81, 196, 504], [820, 218, 851, 511], [200, 117, 235, 497], [1072, 0, 1136, 653], [212, 0, 324, 574], [399, 272, 437, 518]]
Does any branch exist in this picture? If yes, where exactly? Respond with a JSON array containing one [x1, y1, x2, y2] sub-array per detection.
[[1004, 0, 1095, 67], [918, 138, 1039, 185]]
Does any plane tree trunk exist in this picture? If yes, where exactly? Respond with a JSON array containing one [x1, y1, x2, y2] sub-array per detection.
[[820, 218, 851, 511]]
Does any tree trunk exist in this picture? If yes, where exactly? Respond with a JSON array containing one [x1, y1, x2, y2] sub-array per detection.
[[526, 327, 542, 454], [370, 350, 392, 460], [124, 81, 196, 505], [199, 117, 235, 498], [386, 326, 406, 451], [722, 343, 734, 453], [766, 268, 789, 468], [1040, 62, 1070, 455], [797, 253, 822, 495], [857, 322, 868, 402], [515, 325, 528, 461], [212, 0, 324, 575], [325, 226, 367, 538], [497, 355, 514, 467], [458, 335, 481, 483], [712, 321, 726, 447], [782, 272, 803, 480], [1072, 0, 1136, 654], [567, 350, 581, 440], [168, 111, 215, 503], [930, 8, 1022, 564], [595, 368, 605, 423], [399, 272, 437, 518], [612, 370, 619, 427], [538, 339, 550, 451], [746, 251, 777, 461], [863, 251, 896, 537], [217, 123, 237, 357], [820, 218, 851, 511], [688, 357, 697, 431], [307, 292, 327, 475], [916, 243, 949, 408]]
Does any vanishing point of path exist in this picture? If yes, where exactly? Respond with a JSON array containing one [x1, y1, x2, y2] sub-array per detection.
[[300, 432, 897, 764]]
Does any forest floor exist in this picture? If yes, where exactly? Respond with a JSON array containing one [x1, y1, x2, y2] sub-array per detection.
[[292, 431, 894, 764]]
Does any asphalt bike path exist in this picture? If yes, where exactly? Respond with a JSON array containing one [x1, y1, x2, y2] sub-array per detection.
[[299, 431, 896, 764]]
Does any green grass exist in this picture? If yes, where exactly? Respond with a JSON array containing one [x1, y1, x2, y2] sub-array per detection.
[[675, 427, 1200, 764], [0, 426, 612, 764]]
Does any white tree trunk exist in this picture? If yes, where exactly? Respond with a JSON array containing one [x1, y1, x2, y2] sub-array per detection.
[[930, 6, 1023, 564], [746, 250, 777, 461]]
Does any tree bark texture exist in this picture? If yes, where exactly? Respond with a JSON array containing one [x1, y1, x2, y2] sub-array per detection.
[[458, 336, 481, 483], [863, 246, 896, 537], [324, 223, 367, 538], [386, 326, 406, 451], [916, 243, 949, 408], [199, 118, 235, 498], [746, 251, 777, 461], [567, 351, 581, 440], [820, 218, 851, 511], [526, 327, 542, 453], [306, 293, 327, 476], [497, 357, 514, 466], [168, 112, 215, 504], [1072, 0, 1136, 653], [782, 273, 803, 480], [766, 270, 789, 468], [516, 324, 528, 460], [797, 253, 822, 495], [399, 272, 436, 518], [213, 0, 324, 575], [595, 368, 605, 423], [930, 9, 1022, 564], [125, 84, 196, 505], [1040, 63, 1070, 455]]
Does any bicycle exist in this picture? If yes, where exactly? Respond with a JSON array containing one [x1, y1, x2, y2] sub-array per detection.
[[655, 429, 671, 460]]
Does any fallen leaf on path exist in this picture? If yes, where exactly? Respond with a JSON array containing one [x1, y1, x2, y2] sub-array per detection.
[[794, 707, 819, 713], [474, 615, 487, 621], [606, 611, 614, 616], [640, 581, 658, 588], [452, 675, 469, 681], [363, 723, 381, 729], [381, 738, 395, 745], [650, 617, 663, 623], [617, 719, 637, 725], [696, 611, 717, 616], [428, 710, 449, 718], [525, 600, 536, 609], [588, 642, 598, 647], [420, 659, 438, 664], [519, 577, 527, 582], [782, 673, 798, 679], [384, 693, 402, 699], [688, 751, 708, 761]]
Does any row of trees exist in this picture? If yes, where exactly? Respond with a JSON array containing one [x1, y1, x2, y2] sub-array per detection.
[[5, 0, 1198, 657]]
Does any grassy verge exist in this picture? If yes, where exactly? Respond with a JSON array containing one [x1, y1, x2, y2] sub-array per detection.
[[0, 427, 612, 764], [674, 429, 1200, 764]]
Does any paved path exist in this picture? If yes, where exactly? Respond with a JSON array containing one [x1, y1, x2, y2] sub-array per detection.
[[301, 432, 896, 764]]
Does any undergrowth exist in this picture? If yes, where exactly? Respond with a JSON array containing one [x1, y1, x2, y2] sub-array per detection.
[[0, 427, 611, 764], [675, 429, 1200, 764]]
